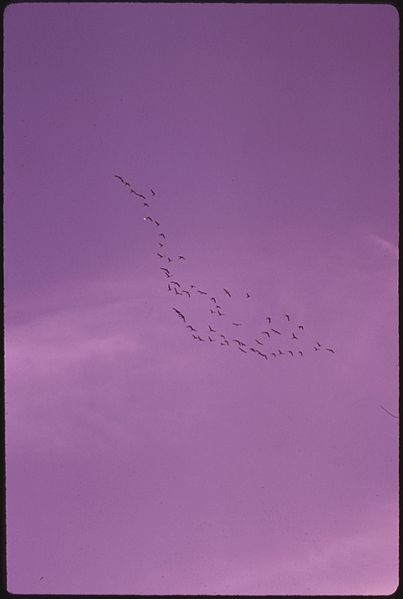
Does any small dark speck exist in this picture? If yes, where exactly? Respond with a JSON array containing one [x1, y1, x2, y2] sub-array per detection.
[[40, 577, 44, 581]]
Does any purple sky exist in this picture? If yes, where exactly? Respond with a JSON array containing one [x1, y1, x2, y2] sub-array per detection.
[[4, 3, 399, 595]]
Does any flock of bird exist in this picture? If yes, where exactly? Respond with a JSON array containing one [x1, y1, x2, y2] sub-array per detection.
[[114, 174, 339, 364]]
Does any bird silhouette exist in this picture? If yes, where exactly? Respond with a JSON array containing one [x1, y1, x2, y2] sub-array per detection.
[[217, 311, 225, 316], [150, 188, 156, 196], [238, 347, 247, 353], [167, 257, 172, 263], [314, 346, 320, 351], [250, 347, 256, 353], [271, 328, 281, 335], [209, 325, 216, 332], [171, 281, 180, 286], [210, 309, 215, 314], [159, 233, 166, 239], [285, 314, 290, 321], [298, 351, 303, 357], [325, 348, 335, 354], [178, 255, 186, 260], [186, 325, 196, 332], [265, 316, 272, 323], [157, 253, 164, 258], [298, 325, 304, 330], [257, 351, 268, 360], [271, 352, 277, 357], [208, 336, 215, 342], [114, 175, 125, 183], [145, 216, 153, 222], [255, 339, 263, 346], [278, 349, 285, 356], [224, 288, 232, 298], [197, 290, 207, 295], [143, 202, 150, 207], [261, 331, 270, 338], [288, 351, 294, 357], [160, 267, 170, 273], [182, 290, 191, 298], [316, 342, 322, 347], [210, 297, 217, 303], [197, 336, 206, 342], [159, 242, 164, 247], [174, 288, 182, 295], [291, 332, 298, 340], [168, 284, 172, 291], [232, 322, 242, 326], [172, 307, 186, 322], [155, 220, 160, 226], [246, 292, 251, 298]]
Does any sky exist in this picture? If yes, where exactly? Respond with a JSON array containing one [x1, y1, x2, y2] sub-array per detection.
[[4, 3, 399, 595]]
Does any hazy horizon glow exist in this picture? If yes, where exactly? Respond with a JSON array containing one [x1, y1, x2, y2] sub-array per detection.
[[5, 3, 398, 595]]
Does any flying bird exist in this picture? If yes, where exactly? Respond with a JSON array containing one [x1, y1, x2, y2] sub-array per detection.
[[278, 349, 285, 356], [271, 328, 281, 335], [158, 242, 164, 247], [246, 292, 251, 298], [210, 309, 215, 314], [197, 290, 207, 295], [197, 336, 206, 342], [316, 342, 322, 347], [314, 346, 320, 351], [224, 288, 232, 297], [250, 347, 256, 353], [143, 202, 150, 207], [168, 284, 172, 291], [271, 352, 277, 357], [182, 290, 191, 298], [154, 220, 160, 226], [210, 297, 217, 303], [208, 336, 215, 342], [172, 307, 185, 322], [209, 325, 216, 332], [174, 287, 182, 295], [114, 175, 125, 183], [261, 331, 270, 338], [298, 351, 303, 357], [186, 325, 196, 332], [285, 314, 290, 321], [239, 347, 247, 354], [232, 322, 242, 326], [265, 317, 272, 323], [288, 351, 294, 357], [292, 332, 298, 340], [255, 339, 263, 346], [178, 255, 186, 260], [257, 351, 268, 360], [159, 233, 166, 239], [150, 188, 156, 196], [145, 216, 153, 222], [298, 325, 304, 330], [325, 348, 335, 354], [167, 257, 172, 263], [157, 253, 164, 258], [171, 281, 180, 286], [160, 267, 170, 273], [217, 311, 225, 316]]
